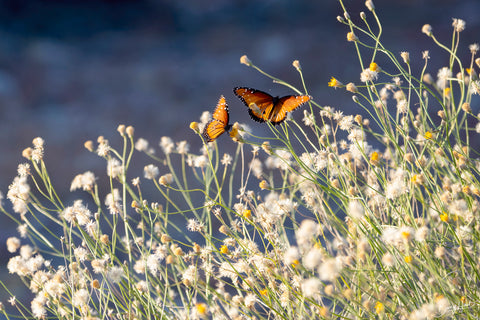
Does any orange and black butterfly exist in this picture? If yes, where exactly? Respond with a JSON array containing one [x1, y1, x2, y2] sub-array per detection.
[[233, 87, 311, 125], [202, 95, 232, 142]]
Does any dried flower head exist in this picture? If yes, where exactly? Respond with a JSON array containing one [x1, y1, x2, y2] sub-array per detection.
[[400, 51, 410, 64], [471, 80, 480, 95], [292, 60, 301, 71], [240, 55, 252, 66], [261, 141, 272, 154], [126, 126, 134, 138], [117, 124, 126, 136], [422, 24, 432, 36], [347, 31, 358, 42], [84, 140, 94, 152], [365, 0, 374, 11], [462, 102, 472, 113], [469, 43, 479, 55], [346, 82, 358, 93], [159, 173, 173, 186], [22, 147, 33, 159], [6, 237, 21, 253], [452, 18, 466, 32]]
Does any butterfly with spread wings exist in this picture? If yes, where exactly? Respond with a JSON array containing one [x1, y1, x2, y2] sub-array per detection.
[[202, 95, 232, 142], [233, 87, 311, 125]]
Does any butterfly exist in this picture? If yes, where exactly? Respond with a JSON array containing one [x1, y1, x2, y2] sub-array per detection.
[[233, 87, 311, 125], [202, 95, 232, 142]]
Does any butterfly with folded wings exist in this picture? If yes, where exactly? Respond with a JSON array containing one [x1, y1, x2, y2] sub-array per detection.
[[202, 95, 232, 142]]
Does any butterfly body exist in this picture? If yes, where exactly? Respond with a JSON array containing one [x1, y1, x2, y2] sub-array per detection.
[[202, 95, 231, 142], [234, 87, 311, 125]]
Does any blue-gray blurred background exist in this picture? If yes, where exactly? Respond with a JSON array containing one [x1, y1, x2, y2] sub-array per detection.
[[0, 0, 478, 313]]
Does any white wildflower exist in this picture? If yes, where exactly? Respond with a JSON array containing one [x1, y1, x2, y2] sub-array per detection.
[[452, 18, 466, 32], [144, 164, 159, 180], [303, 110, 315, 126], [296, 220, 321, 248], [360, 68, 378, 82], [221, 153, 232, 166], [176, 140, 189, 154], [319, 258, 342, 282], [470, 80, 480, 95], [107, 265, 124, 283], [284, 247, 300, 265], [160, 136, 175, 154], [61, 200, 91, 226], [105, 189, 122, 215], [7, 176, 30, 215], [6, 237, 21, 253], [70, 171, 96, 191], [303, 248, 323, 270], [107, 158, 123, 178], [301, 278, 322, 298], [182, 265, 198, 285], [348, 200, 365, 219], [436, 67, 452, 89], [134, 138, 149, 152], [72, 289, 89, 307]]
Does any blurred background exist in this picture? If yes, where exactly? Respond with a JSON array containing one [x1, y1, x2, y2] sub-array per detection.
[[0, 0, 478, 312]]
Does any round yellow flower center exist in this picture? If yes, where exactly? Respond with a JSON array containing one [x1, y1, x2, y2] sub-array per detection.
[[369, 62, 379, 71]]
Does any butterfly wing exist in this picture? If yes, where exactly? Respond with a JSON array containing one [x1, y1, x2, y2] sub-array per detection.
[[269, 95, 311, 124], [233, 87, 276, 123], [202, 96, 231, 142], [211, 95, 229, 125], [203, 121, 226, 142]]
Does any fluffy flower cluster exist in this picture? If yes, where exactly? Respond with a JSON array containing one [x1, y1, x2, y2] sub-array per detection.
[[4, 5, 480, 319]]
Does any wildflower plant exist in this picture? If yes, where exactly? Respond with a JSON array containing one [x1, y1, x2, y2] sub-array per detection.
[[2, 0, 480, 319]]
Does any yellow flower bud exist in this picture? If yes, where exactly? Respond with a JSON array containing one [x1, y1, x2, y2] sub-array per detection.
[[347, 31, 358, 42], [369, 62, 379, 72], [328, 77, 342, 88], [240, 55, 252, 66], [259, 180, 269, 190], [375, 302, 384, 314], [190, 121, 199, 131], [220, 245, 229, 254]]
